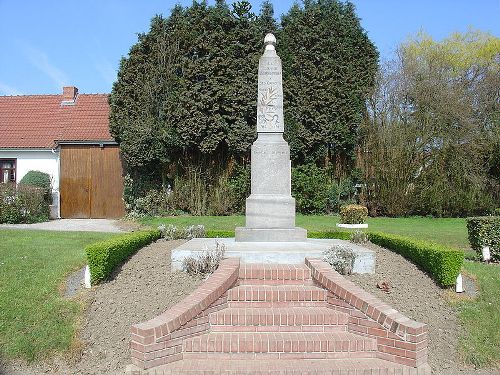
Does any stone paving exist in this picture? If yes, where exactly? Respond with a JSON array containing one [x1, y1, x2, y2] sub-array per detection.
[[0, 218, 126, 233]]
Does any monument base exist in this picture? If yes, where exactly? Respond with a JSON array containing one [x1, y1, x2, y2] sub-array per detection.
[[235, 226, 307, 242], [170, 238, 375, 274]]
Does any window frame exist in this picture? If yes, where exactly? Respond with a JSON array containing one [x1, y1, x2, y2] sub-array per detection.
[[0, 159, 16, 183]]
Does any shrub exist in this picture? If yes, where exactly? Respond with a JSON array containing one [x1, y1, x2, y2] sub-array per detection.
[[308, 231, 351, 241], [323, 244, 357, 275], [182, 241, 226, 276], [228, 164, 251, 213], [326, 178, 356, 213], [207, 230, 235, 238], [0, 183, 49, 224], [19, 170, 52, 203], [159, 224, 206, 240], [350, 230, 368, 244], [339, 204, 368, 224], [467, 216, 500, 261], [292, 164, 331, 214], [85, 229, 161, 284], [368, 232, 464, 287]]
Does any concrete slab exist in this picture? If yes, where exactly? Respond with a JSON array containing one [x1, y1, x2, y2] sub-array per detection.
[[0, 219, 126, 233], [171, 237, 375, 274]]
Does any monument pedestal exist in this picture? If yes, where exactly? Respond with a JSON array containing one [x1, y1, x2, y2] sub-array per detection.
[[235, 227, 307, 242], [170, 33, 374, 273], [171, 238, 374, 273]]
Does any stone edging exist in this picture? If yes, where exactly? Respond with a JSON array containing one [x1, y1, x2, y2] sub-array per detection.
[[130, 257, 240, 369], [305, 258, 429, 369]]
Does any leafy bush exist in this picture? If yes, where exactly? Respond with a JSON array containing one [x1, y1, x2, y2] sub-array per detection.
[[85, 229, 161, 284], [369, 232, 464, 287], [350, 230, 368, 244], [19, 170, 52, 203], [228, 164, 251, 213], [323, 244, 357, 275], [0, 183, 49, 223], [159, 224, 206, 240], [326, 178, 356, 213], [182, 241, 226, 276], [292, 164, 331, 214], [339, 204, 368, 224], [467, 216, 500, 261]]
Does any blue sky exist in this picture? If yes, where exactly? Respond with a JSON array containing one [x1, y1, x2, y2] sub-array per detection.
[[0, 0, 498, 95]]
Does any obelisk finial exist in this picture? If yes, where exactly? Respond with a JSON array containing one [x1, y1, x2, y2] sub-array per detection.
[[264, 33, 276, 51]]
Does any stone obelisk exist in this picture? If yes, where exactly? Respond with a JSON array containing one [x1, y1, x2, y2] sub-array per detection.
[[235, 34, 307, 242]]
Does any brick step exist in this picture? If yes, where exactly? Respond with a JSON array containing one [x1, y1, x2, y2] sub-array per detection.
[[227, 285, 327, 303], [183, 332, 377, 355], [130, 358, 428, 375], [239, 263, 311, 281], [209, 307, 349, 328]]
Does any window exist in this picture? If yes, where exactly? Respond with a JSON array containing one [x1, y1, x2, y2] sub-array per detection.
[[0, 159, 16, 183]]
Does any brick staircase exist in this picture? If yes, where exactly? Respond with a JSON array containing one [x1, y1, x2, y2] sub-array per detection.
[[127, 260, 431, 374]]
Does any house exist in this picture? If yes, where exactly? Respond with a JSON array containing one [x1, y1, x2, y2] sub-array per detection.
[[0, 86, 125, 219]]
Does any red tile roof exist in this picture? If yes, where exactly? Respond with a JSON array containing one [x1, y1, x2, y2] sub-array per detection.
[[0, 92, 113, 149]]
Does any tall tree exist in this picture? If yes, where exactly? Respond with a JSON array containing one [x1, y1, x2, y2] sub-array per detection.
[[280, 0, 378, 168], [362, 29, 500, 216], [109, 1, 278, 210]]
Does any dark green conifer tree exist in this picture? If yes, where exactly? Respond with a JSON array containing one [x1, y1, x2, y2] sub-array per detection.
[[280, 0, 378, 167]]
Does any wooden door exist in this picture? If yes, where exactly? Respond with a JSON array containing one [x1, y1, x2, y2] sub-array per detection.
[[60, 145, 125, 218]]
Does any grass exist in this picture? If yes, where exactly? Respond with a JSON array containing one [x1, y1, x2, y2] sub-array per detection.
[[458, 261, 500, 369], [139, 215, 470, 249], [0, 229, 118, 361]]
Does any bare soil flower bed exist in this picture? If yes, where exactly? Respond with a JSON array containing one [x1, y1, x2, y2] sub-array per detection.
[[2, 240, 496, 375]]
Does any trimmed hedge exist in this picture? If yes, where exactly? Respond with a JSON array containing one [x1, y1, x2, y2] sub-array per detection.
[[207, 230, 235, 238], [467, 216, 500, 261], [206, 230, 352, 240], [85, 229, 161, 284], [19, 170, 52, 204], [368, 232, 464, 287]]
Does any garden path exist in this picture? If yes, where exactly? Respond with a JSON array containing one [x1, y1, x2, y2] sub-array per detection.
[[0, 219, 126, 232]]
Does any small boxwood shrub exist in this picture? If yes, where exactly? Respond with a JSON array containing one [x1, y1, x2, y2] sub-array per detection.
[[339, 204, 368, 224], [0, 183, 49, 223], [19, 170, 52, 203], [466, 216, 500, 261], [369, 232, 464, 287], [85, 229, 161, 284]]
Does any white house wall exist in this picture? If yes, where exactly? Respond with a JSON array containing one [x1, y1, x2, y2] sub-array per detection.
[[0, 150, 60, 187]]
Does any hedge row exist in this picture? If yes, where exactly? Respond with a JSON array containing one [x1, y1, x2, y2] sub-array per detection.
[[207, 230, 235, 238], [85, 229, 161, 285], [466, 216, 499, 261], [206, 230, 352, 240], [368, 232, 464, 287]]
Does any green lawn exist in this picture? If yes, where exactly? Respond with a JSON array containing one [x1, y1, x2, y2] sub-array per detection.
[[0, 229, 118, 361], [140, 215, 470, 249], [459, 262, 500, 368]]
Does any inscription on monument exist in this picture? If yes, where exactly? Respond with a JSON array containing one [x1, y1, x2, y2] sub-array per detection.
[[257, 52, 284, 133]]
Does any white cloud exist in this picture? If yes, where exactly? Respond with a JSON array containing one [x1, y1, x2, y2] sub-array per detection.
[[20, 43, 69, 90], [0, 82, 23, 95]]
